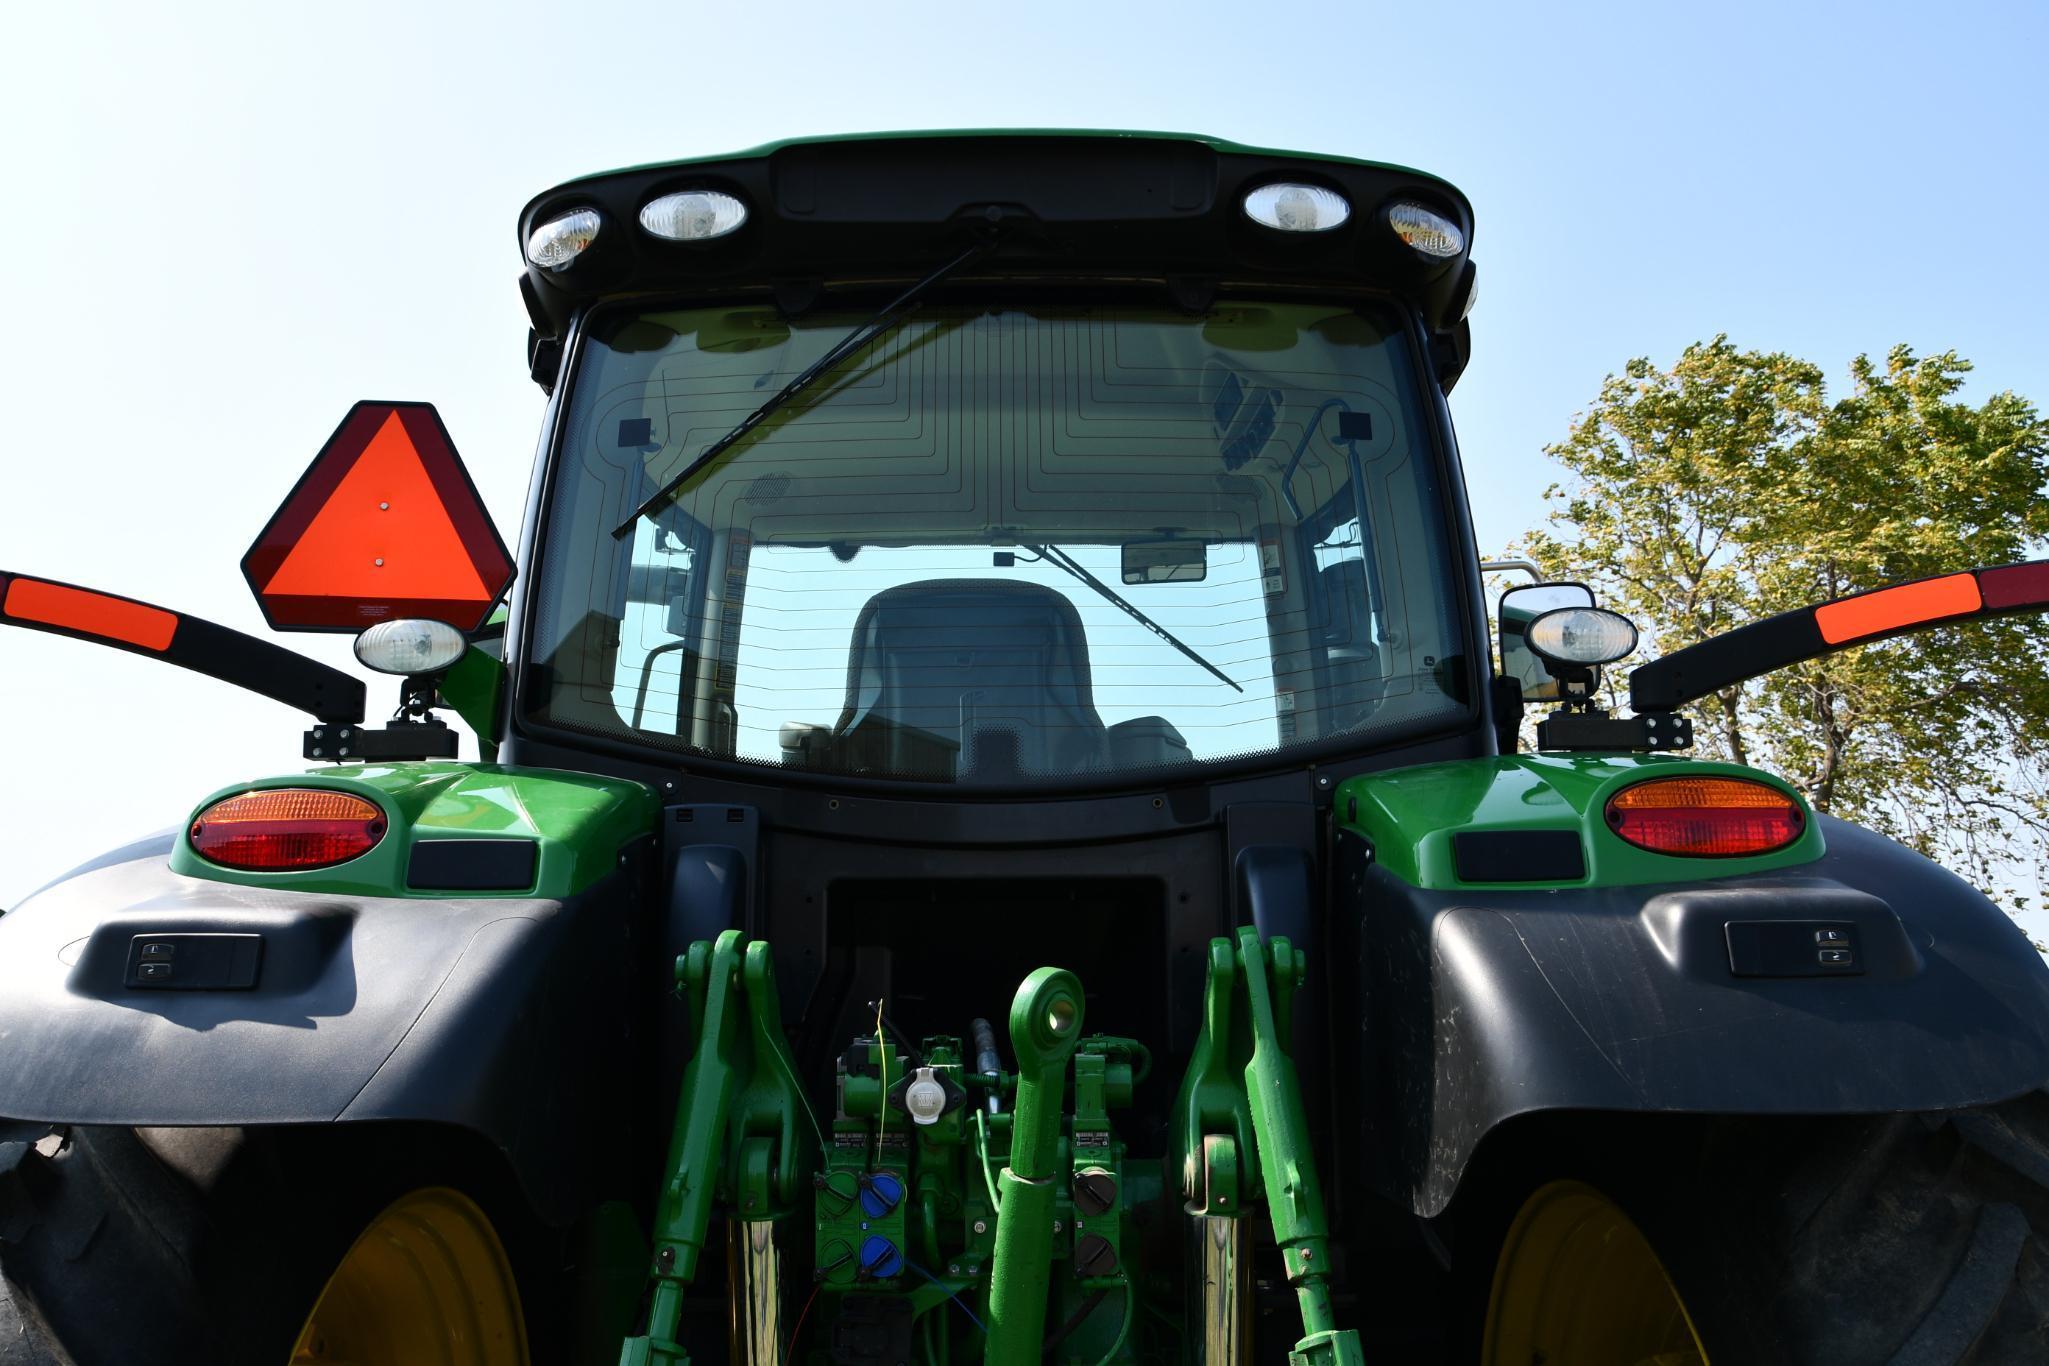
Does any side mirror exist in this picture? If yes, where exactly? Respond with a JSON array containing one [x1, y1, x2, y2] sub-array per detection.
[[1122, 540, 1208, 585], [1498, 582, 1594, 702]]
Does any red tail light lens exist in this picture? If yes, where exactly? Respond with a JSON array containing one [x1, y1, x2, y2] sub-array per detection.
[[1604, 777, 1805, 857], [189, 789, 387, 870]]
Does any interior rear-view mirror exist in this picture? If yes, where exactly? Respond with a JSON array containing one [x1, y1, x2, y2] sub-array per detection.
[[1122, 540, 1208, 585]]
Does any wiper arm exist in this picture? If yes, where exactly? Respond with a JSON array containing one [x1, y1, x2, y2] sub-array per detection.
[[1024, 544, 1243, 694], [613, 239, 995, 539]]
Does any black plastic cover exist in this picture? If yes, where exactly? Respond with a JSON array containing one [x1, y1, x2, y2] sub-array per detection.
[[1340, 815, 2049, 1217], [406, 838, 540, 891], [1450, 830, 1586, 882], [517, 134, 1478, 357], [0, 835, 648, 1225]]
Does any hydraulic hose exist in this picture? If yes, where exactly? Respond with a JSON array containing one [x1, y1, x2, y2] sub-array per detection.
[[971, 1016, 1004, 1114]]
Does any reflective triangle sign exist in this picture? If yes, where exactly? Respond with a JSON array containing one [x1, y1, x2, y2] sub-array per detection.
[[243, 401, 515, 633]]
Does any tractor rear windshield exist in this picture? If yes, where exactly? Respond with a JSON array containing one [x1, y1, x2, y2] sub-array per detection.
[[528, 299, 1468, 786]]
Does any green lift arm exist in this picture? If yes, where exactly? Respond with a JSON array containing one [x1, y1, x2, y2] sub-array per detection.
[[1175, 928, 1366, 1366], [985, 968, 1088, 1366], [622, 930, 815, 1366]]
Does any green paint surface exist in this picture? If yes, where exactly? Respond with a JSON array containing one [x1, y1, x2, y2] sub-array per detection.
[[1335, 753, 1825, 890], [439, 644, 506, 758], [169, 762, 658, 898]]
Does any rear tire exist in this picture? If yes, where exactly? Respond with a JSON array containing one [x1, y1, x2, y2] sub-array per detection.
[[1469, 1089, 2049, 1364], [0, 1125, 547, 1366]]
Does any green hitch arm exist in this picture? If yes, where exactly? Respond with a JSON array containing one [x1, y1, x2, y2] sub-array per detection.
[[1171, 940, 1257, 1216], [984, 967, 1087, 1366], [622, 931, 814, 1366], [1231, 928, 1361, 1366]]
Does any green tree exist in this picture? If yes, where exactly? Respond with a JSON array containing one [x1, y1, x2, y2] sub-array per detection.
[[1524, 337, 2049, 907]]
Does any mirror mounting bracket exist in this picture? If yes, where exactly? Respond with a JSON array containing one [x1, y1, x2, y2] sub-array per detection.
[[1534, 708, 1692, 754]]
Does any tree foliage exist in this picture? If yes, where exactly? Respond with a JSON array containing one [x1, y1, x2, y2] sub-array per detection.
[[1524, 337, 2049, 907]]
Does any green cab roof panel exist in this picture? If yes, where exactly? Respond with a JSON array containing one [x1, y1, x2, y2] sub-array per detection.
[[547, 128, 1457, 200]]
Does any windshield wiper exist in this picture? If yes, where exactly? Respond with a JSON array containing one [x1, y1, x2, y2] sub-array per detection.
[[1024, 544, 1243, 694], [612, 239, 995, 539]]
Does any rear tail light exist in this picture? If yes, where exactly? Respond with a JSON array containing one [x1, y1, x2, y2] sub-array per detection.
[[1604, 777, 1805, 857], [189, 789, 387, 870]]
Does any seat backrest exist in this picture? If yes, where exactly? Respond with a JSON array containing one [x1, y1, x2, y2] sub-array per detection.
[[835, 579, 1108, 779], [1317, 559, 1386, 722]]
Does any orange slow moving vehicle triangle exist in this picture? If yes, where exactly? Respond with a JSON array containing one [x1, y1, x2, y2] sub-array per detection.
[[243, 402, 514, 632]]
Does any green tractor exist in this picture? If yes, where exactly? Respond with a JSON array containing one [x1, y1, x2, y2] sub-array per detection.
[[3, 131, 2048, 1366]]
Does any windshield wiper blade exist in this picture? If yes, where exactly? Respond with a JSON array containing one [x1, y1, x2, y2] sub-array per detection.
[[612, 239, 996, 539], [1025, 544, 1244, 694]]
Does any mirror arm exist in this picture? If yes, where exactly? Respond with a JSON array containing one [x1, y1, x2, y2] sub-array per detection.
[[1630, 559, 2049, 713], [1489, 675, 1524, 754], [0, 570, 366, 724], [1481, 558, 1543, 584]]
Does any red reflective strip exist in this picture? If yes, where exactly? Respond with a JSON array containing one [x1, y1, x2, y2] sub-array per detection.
[[1813, 573, 1982, 645], [1979, 561, 2049, 611], [3, 578, 178, 651]]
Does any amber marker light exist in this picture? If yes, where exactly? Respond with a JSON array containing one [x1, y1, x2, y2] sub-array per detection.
[[189, 789, 388, 871], [2, 577, 178, 651], [1604, 777, 1805, 858], [1813, 572, 1981, 645]]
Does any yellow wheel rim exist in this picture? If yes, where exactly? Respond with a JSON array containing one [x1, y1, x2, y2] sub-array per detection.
[[291, 1187, 529, 1366], [1482, 1179, 1708, 1366]]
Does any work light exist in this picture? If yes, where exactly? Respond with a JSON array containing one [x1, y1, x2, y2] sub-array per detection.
[[1525, 607, 1637, 667], [354, 618, 467, 676], [1386, 201, 1464, 258], [1242, 183, 1351, 232], [526, 208, 601, 270], [640, 190, 748, 242]]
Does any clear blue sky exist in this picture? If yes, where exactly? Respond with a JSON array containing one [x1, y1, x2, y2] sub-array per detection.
[[2, 1, 2044, 920]]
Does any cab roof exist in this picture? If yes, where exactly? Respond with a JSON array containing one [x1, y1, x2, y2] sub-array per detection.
[[517, 129, 1476, 385]]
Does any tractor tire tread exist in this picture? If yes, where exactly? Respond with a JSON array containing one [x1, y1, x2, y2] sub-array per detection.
[[1738, 1089, 2049, 1365], [0, 1129, 212, 1366]]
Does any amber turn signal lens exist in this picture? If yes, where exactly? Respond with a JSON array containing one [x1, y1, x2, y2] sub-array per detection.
[[1604, 776, 1805, 858], [189, 789, 387, 870]]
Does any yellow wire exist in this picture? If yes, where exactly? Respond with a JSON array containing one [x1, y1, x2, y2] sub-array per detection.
[[873, 996, 888, 1169]]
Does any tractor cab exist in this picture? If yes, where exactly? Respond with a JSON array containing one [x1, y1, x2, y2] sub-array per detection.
[[506, 132, 1490, 799]]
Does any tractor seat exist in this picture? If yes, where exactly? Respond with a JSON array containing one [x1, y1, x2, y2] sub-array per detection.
[[1319, 558, 1387, 724], [832, 579, 1110, 780]]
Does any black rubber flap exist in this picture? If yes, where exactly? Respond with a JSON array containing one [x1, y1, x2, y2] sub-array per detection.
[[1452, 830, 1586, 883], [407, 839, 539, 891]]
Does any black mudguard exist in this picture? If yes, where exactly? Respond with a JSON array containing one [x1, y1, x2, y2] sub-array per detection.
[[1342, 814, 2049, 1217], [0, 835, 650, 1225]]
